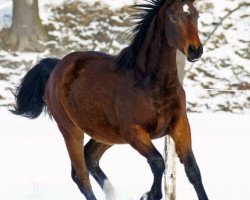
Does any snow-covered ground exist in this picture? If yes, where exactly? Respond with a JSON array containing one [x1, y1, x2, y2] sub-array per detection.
[[0, 108, 250, 200]]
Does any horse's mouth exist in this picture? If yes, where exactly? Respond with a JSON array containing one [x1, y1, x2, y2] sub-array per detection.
[[187, 57, 201, 62]]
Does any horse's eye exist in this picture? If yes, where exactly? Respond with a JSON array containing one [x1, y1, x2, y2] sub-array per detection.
[[169, 15, 177, 23]]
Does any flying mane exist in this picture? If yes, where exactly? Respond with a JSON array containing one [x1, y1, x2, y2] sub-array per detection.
[[114, 0, 174, 71]]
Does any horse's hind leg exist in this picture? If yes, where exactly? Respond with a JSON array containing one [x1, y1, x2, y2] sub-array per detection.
[[123, 125, 165, 200], [59, 126, 97, 200], [171, 114, 209, 200], [84, 139, 115, 199]]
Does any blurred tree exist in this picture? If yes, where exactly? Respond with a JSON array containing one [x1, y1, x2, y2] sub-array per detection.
[[0, 0, 48, 51]]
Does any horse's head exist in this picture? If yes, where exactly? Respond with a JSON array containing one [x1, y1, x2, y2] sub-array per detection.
[[164, 0, 203, 62]]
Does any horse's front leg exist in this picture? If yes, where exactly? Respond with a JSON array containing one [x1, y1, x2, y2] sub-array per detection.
[[171, 113, 209, 200], [123, 125, 165, 200]]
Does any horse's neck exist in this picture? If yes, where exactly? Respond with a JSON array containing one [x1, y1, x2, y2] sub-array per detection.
[[135, 17, 179, 89]]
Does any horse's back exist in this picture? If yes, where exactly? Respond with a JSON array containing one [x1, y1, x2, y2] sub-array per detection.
[[47, 50, 115, 100]]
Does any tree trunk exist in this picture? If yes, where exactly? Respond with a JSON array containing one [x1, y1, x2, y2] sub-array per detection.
[[164, 136, 176, 200], [164, 50, 186, 200], [1, 0, 48, 51]]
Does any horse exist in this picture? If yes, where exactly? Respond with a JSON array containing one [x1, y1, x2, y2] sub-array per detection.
[[12, 0, 208, 199]]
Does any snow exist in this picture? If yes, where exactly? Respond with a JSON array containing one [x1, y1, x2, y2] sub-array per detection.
[[0, 108, 250, 200]]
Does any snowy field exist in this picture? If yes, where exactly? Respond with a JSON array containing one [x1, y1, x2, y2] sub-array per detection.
[[0, 108, 250, 200]]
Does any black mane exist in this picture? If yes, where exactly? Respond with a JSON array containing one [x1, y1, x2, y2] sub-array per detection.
[[114, 0, 169, 71]]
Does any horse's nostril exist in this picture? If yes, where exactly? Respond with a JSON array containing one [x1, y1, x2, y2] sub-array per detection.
[[188, 44, 203, 56], [188, 45, 197, 53], [187, 44, 203, 62]]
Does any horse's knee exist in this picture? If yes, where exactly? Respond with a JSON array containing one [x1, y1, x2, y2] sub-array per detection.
[[148, 154, 165, 175], [185, 163, 201, 184], [186, 170, 202, 185], [184, 152, 202, 184], [71, 165, 91, 186]]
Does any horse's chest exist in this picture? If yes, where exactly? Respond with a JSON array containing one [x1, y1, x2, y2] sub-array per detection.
[[146, 98, 179, 138]]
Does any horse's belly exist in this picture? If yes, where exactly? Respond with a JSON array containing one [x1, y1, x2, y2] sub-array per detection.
[[83, 124, 125, 145], [70, 108, 123, 145]]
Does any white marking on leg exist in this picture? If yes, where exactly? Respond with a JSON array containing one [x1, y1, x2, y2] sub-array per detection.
[[103, 180, 116, 200], [183, 4, 190, 14], [141, 192, 149, 200]]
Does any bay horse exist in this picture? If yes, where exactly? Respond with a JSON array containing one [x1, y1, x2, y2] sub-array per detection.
[[12, 0, 208, 199]]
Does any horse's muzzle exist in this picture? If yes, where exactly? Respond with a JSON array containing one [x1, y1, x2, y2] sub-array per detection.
[[187, 44, 203, 62]]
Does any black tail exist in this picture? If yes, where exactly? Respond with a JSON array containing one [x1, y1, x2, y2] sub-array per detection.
[[11, 58, 60, 119]]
